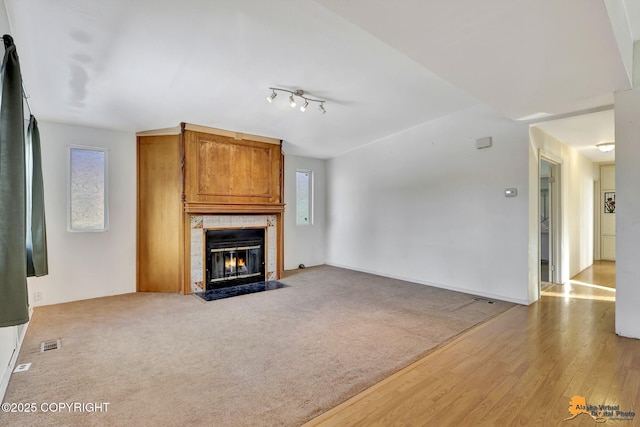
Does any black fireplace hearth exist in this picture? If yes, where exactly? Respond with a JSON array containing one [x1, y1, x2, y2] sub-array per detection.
[[194, 280, 288, 301]]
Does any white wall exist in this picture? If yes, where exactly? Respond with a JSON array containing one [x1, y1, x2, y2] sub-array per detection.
[[565, 148, 597, 275], [604, 0, 634, 86], [528, 127, 598, 295], [614, 83, 640, 339], [26, 121, 136, 306], [284, 154, 326, 270], [326, 105, 530, 304]]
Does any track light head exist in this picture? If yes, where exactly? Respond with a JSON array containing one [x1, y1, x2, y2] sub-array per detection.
[[267, 87, 326, 114]]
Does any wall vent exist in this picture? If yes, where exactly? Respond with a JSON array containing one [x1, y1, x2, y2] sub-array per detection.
[[472, 297, 496, 304], [40, 339, 61, 352]]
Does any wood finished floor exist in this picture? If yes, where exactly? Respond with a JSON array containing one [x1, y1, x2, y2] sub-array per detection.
[[306, 262, 640, 426], [571, 260, 616, 289]]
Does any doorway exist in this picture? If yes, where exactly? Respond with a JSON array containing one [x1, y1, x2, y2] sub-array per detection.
[[598, 164, 616, 261], [540, 157, 560, 288]]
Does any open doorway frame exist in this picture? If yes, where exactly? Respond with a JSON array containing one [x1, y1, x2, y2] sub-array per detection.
[[539, 151, 562, 293]]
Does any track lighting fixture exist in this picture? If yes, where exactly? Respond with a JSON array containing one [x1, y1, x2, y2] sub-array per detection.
[[267, 87, 327, 114]]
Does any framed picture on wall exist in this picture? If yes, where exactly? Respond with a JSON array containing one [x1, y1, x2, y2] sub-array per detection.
[[604, 192, 615, 213]]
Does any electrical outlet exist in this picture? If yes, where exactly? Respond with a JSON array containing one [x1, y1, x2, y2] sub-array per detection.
[[34, 291, 42, 302], [14, 363, 31, 373]]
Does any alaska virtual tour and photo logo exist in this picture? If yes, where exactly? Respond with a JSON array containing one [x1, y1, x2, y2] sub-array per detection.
[[565, 396, 635, 423]]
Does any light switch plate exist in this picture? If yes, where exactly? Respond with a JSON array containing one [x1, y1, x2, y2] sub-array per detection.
[[476, 136, 492, 149], [505, 188, 517, 197]]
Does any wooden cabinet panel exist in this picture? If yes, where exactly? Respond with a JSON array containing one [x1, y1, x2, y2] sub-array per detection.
[[226, 144, 272, 197], [137, 135, 182, 293], [197, 138, 231, 195], [196, 138, 274, 197], [247, 146, 272, 196], [185, 131, 282, 204]]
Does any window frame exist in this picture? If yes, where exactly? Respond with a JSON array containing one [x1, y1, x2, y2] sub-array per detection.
[[67, 145, 110, 232], [296, 169, 314, 226]]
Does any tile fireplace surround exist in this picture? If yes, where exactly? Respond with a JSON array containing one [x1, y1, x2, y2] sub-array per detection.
[[189, 214, 278, 293]]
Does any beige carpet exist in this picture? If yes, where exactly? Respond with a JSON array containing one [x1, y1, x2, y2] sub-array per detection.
[[2, 265, 514, 427]]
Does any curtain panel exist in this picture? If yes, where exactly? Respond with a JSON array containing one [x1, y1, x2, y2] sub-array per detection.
[[1, 35, 47, 326], [27, 115, 48, 277]]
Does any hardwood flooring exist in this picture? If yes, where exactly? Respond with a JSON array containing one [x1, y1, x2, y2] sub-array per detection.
[[306, 262, 640, 426], [570, 260, 616, 289]]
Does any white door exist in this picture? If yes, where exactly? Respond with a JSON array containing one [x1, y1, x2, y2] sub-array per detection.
[[540, 158, 559, 284]]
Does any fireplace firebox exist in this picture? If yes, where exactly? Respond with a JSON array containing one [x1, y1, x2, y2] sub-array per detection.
[[206, 229, 265, 290]]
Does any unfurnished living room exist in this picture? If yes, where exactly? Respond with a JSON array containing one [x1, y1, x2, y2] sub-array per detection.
[[1, 1, 640, 426]]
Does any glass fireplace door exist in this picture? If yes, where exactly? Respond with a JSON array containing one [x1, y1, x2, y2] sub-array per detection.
[[210, 245, 262, 284]]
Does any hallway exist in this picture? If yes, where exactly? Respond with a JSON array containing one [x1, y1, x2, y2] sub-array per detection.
[[542, 261, 616, 301], [308, 261, 639, 426], [570, 260, 616, 288]]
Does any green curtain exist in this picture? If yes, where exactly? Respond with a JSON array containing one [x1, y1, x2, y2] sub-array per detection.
[[0, 35, 28, 326], [27, 115, 48, 277]]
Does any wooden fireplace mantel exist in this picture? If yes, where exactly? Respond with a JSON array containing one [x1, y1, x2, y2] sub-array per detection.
[[137, 123, 285, 295], [183, 203, 285, 214]]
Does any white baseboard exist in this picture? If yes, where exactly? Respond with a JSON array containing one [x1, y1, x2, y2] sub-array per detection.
[[325, 262, 530, 306]]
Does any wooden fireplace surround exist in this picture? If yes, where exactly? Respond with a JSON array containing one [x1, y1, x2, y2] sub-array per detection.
[[136, 123, 284, 294]]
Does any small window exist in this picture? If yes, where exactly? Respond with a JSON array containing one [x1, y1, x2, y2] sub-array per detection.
[[68, 146, 109, 232], [296, 170, 313, 225]]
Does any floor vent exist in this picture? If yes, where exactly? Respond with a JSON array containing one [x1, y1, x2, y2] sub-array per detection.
[[473, 297, 496, 304], [40, 339, 61, 353]]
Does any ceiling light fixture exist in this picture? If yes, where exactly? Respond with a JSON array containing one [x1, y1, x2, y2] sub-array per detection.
[[267, 87, 327, 114], [596, 142, 615, 152]]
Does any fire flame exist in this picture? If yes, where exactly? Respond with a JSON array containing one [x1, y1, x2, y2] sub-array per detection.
[[225, 257, 245, 269]]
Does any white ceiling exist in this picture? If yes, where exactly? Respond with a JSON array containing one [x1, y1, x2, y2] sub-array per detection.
[[532, 110, 616, 162], [2, 0, 634, 159], [316, 0, 630, 121]]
